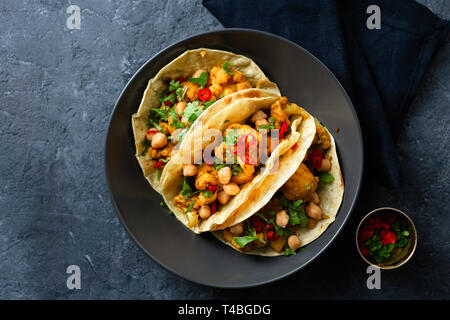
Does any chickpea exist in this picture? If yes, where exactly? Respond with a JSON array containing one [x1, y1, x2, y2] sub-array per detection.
[[317, 158, 331, 172], [146, 127, 158, 141], [287, 235, 301, 251], [229, 222, 244, 235], [214, 145, 225, 161], [255, 119, 269, 128], [183, 164, 198, 177], [305, 202, 322, 220], [192, 69, 206, 78], [151, 132, 168, 149], [276, 210, 289, 228], [223, 182, 240, 196], [311, 192, 320, 204], [175, 101, 187, 115], [251, 110, 268, 123], [218, 167, 232, 185], [199, 205, 211, 219], [217, 190, 230, 205], [231, 171, 254, 184]]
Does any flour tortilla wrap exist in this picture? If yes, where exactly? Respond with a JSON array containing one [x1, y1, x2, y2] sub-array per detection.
[[131, 48, 280, 193], [213, 123, 344, 256], [160, 96, 316, 234]]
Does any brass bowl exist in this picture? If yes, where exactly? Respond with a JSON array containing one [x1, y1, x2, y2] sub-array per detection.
[[355, 207, 417, 270]]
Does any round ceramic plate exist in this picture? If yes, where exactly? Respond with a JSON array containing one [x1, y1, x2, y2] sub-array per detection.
[[105, 29, 363, 288]]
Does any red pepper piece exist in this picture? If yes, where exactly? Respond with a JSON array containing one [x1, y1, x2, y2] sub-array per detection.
[[198, 88, 212, 101], [265, 224, 274, 230], [359, 226, 375, 241], [176, 76, 185, 83], [279, 121, 288, 139], [380, 229, 397, 245], [291, 143, 298, 151], [360, 245, 369, 257], [153, 161, 164, 169]]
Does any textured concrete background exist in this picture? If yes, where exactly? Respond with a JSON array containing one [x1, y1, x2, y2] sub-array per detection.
[[0, 0, 448, 299]]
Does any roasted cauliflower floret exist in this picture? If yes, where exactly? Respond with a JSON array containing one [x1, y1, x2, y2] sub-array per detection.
[[232, 70, 246, 83], [281, 163, 318, 201], [270, 97, 290, 129], [195, 164, 219, 190], [223, 84, 236, 96], [236, 81, 252, 91], [208, 83, 223, 99], [182, 81, 200, 102], [210, 65, 231, 86]]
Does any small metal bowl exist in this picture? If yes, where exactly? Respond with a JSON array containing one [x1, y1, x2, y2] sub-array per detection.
[[355, 207, 417, 270]]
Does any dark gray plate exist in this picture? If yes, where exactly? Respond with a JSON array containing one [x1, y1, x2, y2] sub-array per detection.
[[105, 29, 363, 288]]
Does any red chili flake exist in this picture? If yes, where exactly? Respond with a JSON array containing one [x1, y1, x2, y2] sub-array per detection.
[[380, 229, 397, 245], [279, 121, 288, 139], [176, 77, 185, 83], [311, 150, 323, 169], [153, 161, 164, 169], [250, 216, 264, 233], [206, 185, 218, 193], [198, 88, 212, 101], [210, 200, 217, 214], [291, 143, 298, 151]]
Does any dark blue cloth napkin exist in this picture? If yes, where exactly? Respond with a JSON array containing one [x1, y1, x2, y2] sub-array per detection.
[[203, 0, 449, 188]]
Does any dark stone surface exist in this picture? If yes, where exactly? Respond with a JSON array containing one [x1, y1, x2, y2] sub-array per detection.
[[0, 0, 448, 299]]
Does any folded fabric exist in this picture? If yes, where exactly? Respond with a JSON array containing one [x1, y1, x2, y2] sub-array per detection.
[[203, 0, 449, 188]]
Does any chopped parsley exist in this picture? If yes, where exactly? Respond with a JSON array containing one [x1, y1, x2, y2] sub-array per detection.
[[222, 62, 233, 75], [317, 172, 335, 189], [258, 117, 276, 130], [140, 139, 151, 156], [189, 71, 208, 89], [202, 190, 214, 198], [204, 100, 216, 108], [180, 177, 193, 197], [185, 199, 195, 213], [232, 235, 264, 248], [183, 101, 204, 126], [284, 247, 297, 256], [225, 128, 240, 146]]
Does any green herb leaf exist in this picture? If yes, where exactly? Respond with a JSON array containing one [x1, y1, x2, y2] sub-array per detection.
[[318, 172, 335, 189], [189, 72, 208, 89], [140, 139, 151, 156], [232, 235, 264, 248], [204, 100, 216, 108], [284, 247, 297, 256], [258, 117, 276, 130], [180, 177, 193, 197], [222, 62, 233, 75], [202, 190, 214, 198], [183, 101, 204, 126], [185, 199, 195, 213], [225, 128, 240, 146]]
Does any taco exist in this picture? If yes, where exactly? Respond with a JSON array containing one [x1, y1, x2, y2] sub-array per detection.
[[131, 48, 280, 193], [214, 118, 344, 256], [159, 96, 316, 234]]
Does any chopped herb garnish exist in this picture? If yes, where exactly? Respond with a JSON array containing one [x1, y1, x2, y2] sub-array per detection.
[[185, 199, 195, 213], [202, 190, 214, 198], [222, 62, 233, 75], [232, 235, 264, 248], [223, 120, 230, 124], [140, 139, 151, 156], [189, 72, 208, 89], [284, 247, 297, 256], [160, 202, 164, 207], [318, 172, 335, 189], [183, 101, 204, 126], [203, 100, 216, 108], [258, 117, 276, 130], [180, 177, 193, 197], [225, 128, 240, 146]]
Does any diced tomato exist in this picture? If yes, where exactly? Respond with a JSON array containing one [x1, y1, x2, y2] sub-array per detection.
[[265, 224, 274, 230], [267, 230, 279, 241], [359, 226, 375, 241], [198, 88, 212, 101], [250, 216, 264, 233], [176, 76, 185, 83], [360, 245, 369, 257]]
